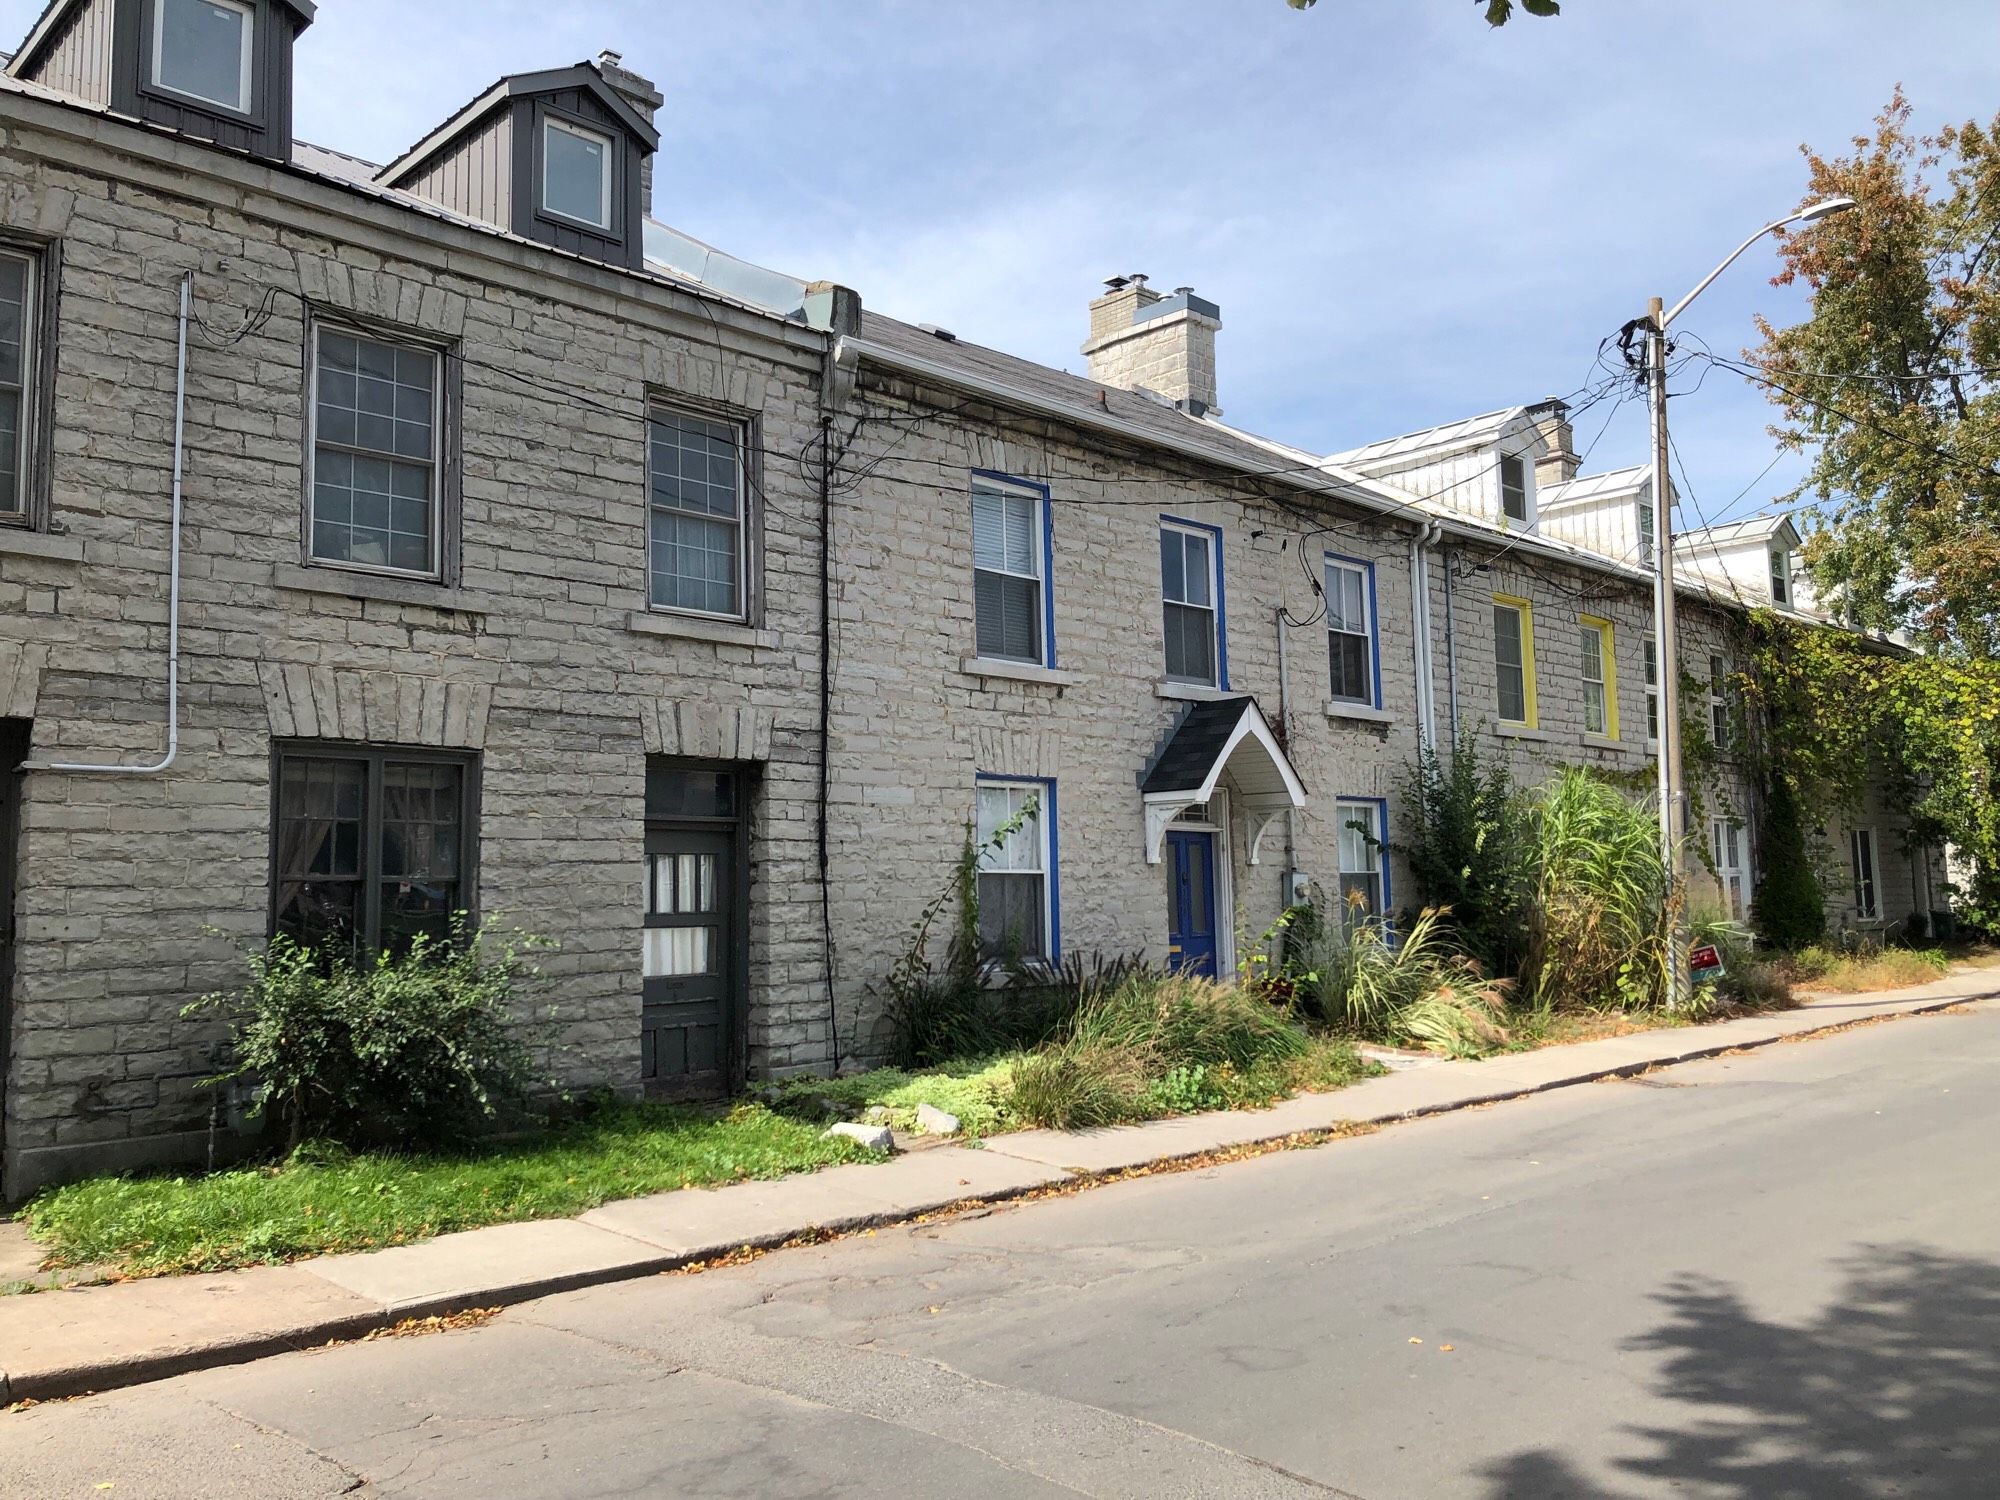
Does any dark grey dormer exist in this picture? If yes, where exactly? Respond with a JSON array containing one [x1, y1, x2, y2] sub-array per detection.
[[6, 0, 315, 164], [375, 62, 660, 272]]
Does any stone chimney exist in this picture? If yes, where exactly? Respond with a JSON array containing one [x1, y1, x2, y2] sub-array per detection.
[[1532, 399, 1580, 487], [596, 50, 664, 216], [1082, 275, 1223, 416]]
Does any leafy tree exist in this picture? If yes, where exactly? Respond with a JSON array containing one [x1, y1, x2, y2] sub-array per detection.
[[1752, 93, 2000, 655], [1748, 772, 1824, 951], [1397, 731, 1530, 976], [1286, 0, 1558, 21]]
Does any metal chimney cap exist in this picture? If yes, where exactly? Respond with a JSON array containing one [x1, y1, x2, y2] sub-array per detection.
[[1103, 276, 1130, 291], [597, 49, 624, 66]]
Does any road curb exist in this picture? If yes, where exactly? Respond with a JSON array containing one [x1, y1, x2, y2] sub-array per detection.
[[5, 984, 1993, 1408]]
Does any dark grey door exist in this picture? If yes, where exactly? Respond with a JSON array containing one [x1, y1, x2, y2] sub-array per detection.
[[0, 719, 26, 1192], [642, 765, 743, 1099]]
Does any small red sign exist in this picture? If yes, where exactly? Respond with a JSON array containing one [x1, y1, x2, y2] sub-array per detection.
[[1690, 943, 1725, 981]]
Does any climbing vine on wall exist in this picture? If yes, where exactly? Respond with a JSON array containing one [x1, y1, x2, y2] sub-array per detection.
[[1735, 612, 2000, 928]]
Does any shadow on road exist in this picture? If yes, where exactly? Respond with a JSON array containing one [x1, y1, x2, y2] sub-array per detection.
[[1481, 1244, 2000, 1499]]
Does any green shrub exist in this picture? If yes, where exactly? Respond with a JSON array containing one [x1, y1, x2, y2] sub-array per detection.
[[1750, 775, 1825, 951], [770, 1058, 1017, 1137], [1066, 973, 1308, 1071], [1520, 770, 1671, 1012], [1395, 978, 1514, 1058], [1292, 906, 1458, 1036], [185, 922, 552, 1152], [1398, 732, 1531, 974]]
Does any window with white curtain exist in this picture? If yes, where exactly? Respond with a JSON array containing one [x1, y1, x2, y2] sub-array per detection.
[[976, 780, 1052, 961]]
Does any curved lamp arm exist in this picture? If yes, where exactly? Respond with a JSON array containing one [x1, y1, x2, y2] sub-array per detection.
[[1660, 196, 1857, 329]]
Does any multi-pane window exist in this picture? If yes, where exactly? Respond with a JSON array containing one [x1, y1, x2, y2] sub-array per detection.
[[648, 406, 747, 618], [645, 849, 716, 979], [971, 478, 1046, 663], [152, 0, 253, 112], [1492, 597, 1535, 726], [1712, 818, 1749, 922], [1850, 827, 1879, 921], [542, 117, 614, 229], [1336, 799, 1387, 926], [1708, 653, 1730, 747], [1638, 500, 1657, 567], [1580, 616, 1617, 738], [1161, 522, 1221, 686], [0, 251, 36, 519], [1769, 547, 1792, 605], [1644, 633, 1660, 741], [976, 780, 1053, 962], [310, 325, 440, 576], [1325, 557, 1376, 706], [1500, 454, 1529, 524], [273, 746, 473, 955]]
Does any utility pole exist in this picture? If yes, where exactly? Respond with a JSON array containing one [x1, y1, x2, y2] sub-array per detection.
[[1633, 196, 1856, 1008], [1645, 295, 1689, 1006]]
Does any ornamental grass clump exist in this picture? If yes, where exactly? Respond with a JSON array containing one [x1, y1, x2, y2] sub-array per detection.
[[1519, 769, 1671, 1012]]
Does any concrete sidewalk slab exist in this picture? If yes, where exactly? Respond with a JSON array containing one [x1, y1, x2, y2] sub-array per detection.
[[0, 1264, 380, 1403], [304, 1218, 680, 1319]]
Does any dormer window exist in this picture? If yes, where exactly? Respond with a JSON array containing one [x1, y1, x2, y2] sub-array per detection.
[[1769, 546, 1792, 605], [1638, 500, 1657, 566], [542, 117, 614, 229], [1500, 453, 1530, 524], [152, 0, 254, 113]]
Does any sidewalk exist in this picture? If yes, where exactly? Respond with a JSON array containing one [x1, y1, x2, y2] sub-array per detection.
[[5, 964, 1996, 1406]]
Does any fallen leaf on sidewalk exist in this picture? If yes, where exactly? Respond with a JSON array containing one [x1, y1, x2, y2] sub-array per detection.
[[1409, 1337, 1423, 1344], [1440, 1344, 1455, 1352]]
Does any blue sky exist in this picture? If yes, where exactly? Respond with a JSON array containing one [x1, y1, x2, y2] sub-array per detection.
[[9, 1, 1996, 523]]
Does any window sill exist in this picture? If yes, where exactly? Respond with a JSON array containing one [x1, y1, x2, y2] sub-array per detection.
[[1155, 680, 1242, 704], [0, 526, 84, 563], [960, 656, 1077, 689], [1493, 722, 1552, 743], [1324, 700, 1394, 726], [1582, 733, 1627, 751], [273, 564, 494, 613], [625, 609, 775, 649]]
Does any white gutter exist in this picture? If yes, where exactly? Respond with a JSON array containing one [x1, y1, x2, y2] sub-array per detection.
[[29, 273, 189, 776], [1410, 521, 1443, 751]]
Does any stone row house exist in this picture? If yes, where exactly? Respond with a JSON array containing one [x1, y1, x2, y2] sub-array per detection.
[[0, 6, 1943, 1194]]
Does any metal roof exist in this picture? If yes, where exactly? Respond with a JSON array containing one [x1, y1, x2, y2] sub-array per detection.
[[7, 0, 315, 81], [1539, 465, 1651, 509], [1325, 406, 1532, 470]]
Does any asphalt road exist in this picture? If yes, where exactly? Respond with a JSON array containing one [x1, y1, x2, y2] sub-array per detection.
[[6, 1001, 1998, 1499]]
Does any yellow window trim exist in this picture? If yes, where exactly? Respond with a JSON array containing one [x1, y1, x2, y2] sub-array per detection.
[[1493, 593, 1537, 729], [1580, 614, 1619, 741]]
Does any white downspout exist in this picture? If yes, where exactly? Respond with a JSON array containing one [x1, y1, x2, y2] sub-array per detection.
[[31, 273, 189, 776], [1410, 521, 1443, 752]]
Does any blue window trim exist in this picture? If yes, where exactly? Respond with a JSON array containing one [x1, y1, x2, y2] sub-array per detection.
[[1323, 550, 1383, 709], [972, 469, 1057, 669], [973, 771, 1062, 960], [1159, 514, 1229, 690], [1336, 795, 1393, 916]]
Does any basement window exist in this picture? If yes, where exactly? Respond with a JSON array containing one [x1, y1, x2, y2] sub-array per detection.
[[542, 117, 615, 230], [152, 0, 254, 113]]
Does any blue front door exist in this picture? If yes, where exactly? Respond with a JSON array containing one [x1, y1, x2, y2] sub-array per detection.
[[1166, 829, 1219, 979]]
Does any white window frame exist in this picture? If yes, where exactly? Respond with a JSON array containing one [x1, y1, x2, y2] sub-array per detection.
[[975, 780, 1055, 964], [541, 116, 616, 231], [1711, 817, 1751, 922], [1643, 633, 1660, 744], [1850, 827, 1880, 922], [647, 403, 750, 622], [1499, 452, 1531, 525], [1638, 500, 1657, 567], [1708, 653, 1729, 747], [150, 0, 255, 114], [970, 476, 1049, 666], [1324, 556, 1378, 707], [1335, 798, 1389, 927], [0, 247, 38, 522], [1770, 546, 1792, 605], [1161, 519, 1222, 687], [305, 320, 445, 582], [1579, 617, 1616, 739]]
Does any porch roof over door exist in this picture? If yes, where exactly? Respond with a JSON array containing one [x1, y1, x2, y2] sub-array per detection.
[[1140, 697, 1307, 865]]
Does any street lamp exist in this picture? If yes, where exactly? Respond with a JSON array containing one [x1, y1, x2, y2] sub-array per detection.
[[1646, 195, 1855, 1003]]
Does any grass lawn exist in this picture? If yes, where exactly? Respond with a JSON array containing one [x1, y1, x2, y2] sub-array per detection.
[[21, 1101, 872, 1279]]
